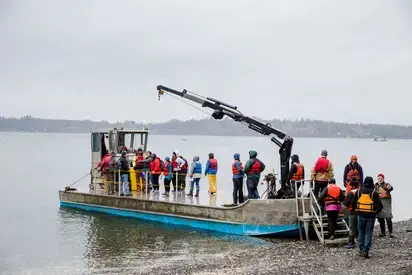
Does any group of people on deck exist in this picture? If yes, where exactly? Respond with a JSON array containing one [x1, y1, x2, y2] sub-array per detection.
[[95, 149, 266, 203]]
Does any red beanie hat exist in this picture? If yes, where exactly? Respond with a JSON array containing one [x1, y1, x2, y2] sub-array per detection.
[[377, 173, 384, 179]]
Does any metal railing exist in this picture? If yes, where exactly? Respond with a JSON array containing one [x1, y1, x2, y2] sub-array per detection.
[[309, 187, 324, 244], [91, 169, 193, 196], [294, 180, 310, 218]]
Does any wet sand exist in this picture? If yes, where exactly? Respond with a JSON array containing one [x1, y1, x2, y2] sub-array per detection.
[[146, 219, 412, 275]]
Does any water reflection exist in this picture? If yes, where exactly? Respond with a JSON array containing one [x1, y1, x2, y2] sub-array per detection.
[[59, 207, 270, 273]]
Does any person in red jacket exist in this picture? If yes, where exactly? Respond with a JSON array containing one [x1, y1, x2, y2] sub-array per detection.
[[150, 153, 162, 192], [95, 151, 112, 193]]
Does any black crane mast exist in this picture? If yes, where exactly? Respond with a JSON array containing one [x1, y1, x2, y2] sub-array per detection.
[[157, 85, 294, 193]]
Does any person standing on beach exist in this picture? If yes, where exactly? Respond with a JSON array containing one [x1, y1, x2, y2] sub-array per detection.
[[205, 153, 218, 195], [310, 150, 334, 198], [343, 155, 364, 193], [243, 150, 266, 199], [351, 176, 383, 258], [343, 178, 360, 248], [318, 178, 345, 240], [232, 153, 245, 205], [375, 173, 394, 238]]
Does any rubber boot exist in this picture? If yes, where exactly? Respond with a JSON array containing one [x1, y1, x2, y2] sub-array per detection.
[[387, 219, 394, 238], [378, 218, 386, 237]]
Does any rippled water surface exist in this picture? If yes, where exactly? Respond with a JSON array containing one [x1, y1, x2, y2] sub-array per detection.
[[0, 132, 410, 274]]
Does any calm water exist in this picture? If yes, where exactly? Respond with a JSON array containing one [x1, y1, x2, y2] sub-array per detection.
[[0, 132, 410, 274]]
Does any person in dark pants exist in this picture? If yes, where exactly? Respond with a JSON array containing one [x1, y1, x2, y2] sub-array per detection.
[[310, 150, 334, 198], [343, 178, 360, 248], [318, 178, 345, 240], [351, 176, 383, 258], [175, 152, 188, 192], [162, 157, 173, 196], [375, 173, 394, 238], [149, 153, 162, 192], [232, 153, 245, 205], [243, 150, 265, 199], [288, 154, 305, 195]]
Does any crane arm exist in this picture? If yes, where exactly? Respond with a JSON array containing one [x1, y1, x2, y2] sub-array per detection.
[[157, 85, 294, 188]]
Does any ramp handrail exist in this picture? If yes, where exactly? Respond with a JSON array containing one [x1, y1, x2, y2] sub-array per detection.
[[309, 187, 324, 244], [294, 179, 311, 217]]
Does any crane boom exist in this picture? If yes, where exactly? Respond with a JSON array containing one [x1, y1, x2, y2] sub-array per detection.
[[157, 85, 294, 190]]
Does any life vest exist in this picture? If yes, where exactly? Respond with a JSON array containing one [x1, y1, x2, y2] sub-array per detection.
[[347, 189, 358, 212], [163, 161, 171, 176], [291, 163, 304, 181], [356, 190, 375, 213], [132, 154, 144, 167], [325, 185, 341, 205], [232, 160, 244, 175], [171, 156, 178, 171], [247, 159, 262, 174], [179, 156, 188, 172], [314, 157, 329, 173], [193, 161, 202, 174], [346, 165, 360, 182], [208, 159, 217, 170]]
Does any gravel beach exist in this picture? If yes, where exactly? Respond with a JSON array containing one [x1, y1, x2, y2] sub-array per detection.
[[147, 219, 412, 275]]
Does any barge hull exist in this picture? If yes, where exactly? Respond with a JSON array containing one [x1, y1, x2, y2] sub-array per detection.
[[59, 191, 310, 237], [60, 201, 299, 236]]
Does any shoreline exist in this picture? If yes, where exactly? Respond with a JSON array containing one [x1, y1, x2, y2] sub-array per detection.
[[1, 130, 412, 141], [147, 219, 412, 275]]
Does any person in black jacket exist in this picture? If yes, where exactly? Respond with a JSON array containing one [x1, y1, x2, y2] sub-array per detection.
[[342, 178, 360, 249], [351, 176, 383, 258], [343, 155, 364, 189], [288, 154, 305, 195], [117, 151, 131, 196]]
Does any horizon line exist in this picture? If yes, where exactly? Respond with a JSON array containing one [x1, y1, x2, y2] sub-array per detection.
[[1, 114, 411, 127]]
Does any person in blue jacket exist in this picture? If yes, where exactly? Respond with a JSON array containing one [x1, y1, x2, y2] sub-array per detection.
[[205, 153, 218, 194], [187, 156, 202, 197]]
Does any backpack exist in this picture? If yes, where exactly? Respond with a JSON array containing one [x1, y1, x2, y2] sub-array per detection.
[[356, 189, 375, 213], [108, 156, 116, 171], [159, 159, 165, 170]]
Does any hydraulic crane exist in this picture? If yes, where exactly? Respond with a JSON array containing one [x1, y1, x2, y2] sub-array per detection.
[[157, 85, 294, 198]]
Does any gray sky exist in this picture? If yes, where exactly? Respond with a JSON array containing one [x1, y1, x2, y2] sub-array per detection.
[[1, 0, 411, 124]]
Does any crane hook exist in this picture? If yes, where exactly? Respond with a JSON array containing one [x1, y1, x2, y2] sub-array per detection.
[[158, 89, 164, 101]]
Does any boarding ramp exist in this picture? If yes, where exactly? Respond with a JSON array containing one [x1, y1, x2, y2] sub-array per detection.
[[294, 180, 349, 246]]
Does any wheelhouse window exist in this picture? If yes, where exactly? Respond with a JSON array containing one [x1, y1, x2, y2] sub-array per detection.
[[91, 133, 100, 152]]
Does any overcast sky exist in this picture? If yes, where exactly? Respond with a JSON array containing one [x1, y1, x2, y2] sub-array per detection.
[[1, 0, 411, 124]]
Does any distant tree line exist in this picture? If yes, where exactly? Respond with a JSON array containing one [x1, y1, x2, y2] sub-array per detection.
[[0, 115, 411, 139]]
